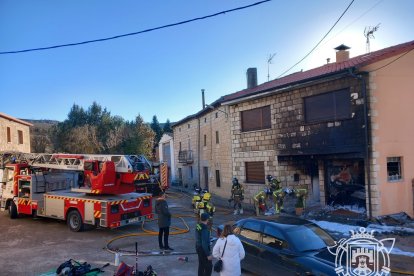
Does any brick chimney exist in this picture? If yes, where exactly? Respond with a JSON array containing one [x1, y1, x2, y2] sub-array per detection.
[[246, 68, 257, 89], [335, 44, 350, 63]]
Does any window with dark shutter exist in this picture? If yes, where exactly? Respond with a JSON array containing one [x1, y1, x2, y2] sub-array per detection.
[[215, 170, 221, 187], [241, 106, 271, 132], [245, 161, 265, 183], [304, 89, 351, 123]]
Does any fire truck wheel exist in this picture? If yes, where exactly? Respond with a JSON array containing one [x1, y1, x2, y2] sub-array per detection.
[[9, 201, 18, 219], [67, 210, 84, 232]]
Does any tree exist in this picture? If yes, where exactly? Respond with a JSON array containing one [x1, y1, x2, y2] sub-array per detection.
[[163, 119, 172, 133], [150, 115, 163, 144]]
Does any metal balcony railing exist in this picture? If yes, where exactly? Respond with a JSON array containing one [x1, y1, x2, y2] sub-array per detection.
[[178, 150, 193, 164]]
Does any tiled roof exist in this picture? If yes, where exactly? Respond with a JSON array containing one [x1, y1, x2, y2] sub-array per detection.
[[0, 112, 33, 126], [222, 40, 414, 102]]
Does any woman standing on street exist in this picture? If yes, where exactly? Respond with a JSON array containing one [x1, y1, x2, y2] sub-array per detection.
[[155, 192, 173, 251], [212, 224, 245, 276]]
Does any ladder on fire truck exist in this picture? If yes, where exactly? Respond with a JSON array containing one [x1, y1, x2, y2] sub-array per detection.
[[30, 153, 152, 173], [0, 151, 37, 167]]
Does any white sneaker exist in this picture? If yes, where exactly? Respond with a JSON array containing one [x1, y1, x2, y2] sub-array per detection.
[[233, 210, 238, 215], [240, 209, 243, 215]]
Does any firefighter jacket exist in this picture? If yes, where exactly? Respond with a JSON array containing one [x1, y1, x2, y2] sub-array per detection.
[[253, 190, 266, 202], [231, 184, 244, 199]]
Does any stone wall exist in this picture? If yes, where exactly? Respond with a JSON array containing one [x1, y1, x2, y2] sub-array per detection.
[[0, 116, 31, 152]]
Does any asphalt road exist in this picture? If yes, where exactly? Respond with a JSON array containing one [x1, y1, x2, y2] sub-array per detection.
[[0, 190, 256, 276], [0, 189, 413, 275]]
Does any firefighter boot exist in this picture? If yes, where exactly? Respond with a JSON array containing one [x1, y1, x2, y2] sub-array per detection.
[[275, 203, 280, 214]]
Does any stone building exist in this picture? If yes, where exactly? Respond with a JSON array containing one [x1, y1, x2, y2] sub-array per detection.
[[172, 101, 232, 198], [0, 112, 32, 153], [171, 40, 414, 217], [221, 40, 414, 217]]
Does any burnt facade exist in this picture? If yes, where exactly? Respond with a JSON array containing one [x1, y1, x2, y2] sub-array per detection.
[[228, 74, 368, 209]]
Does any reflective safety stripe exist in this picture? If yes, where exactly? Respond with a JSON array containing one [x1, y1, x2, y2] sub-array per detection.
[[18, 198, 31, 205]]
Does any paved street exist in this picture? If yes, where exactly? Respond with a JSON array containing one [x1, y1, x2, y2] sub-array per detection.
[[0, 190, 255, 276], [0, 189, 413, 275]]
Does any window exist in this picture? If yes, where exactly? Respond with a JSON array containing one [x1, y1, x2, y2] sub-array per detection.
[[241, 106, 271, 132], [188, 124, 190, 129], [215, 131, 219, 144], [204, 134, 207, 147], [18, 130, 23, 144], [304, 89, 351, 123], [387, 157, 402, 181], [189, 166, 193, 179], [6, 127, 11, 143], [179, 142, 182, 151], [204, 117, 207, 123], [215, 170, 221, 187], [245, 161, 265, 183], [215, 112, 218, 118]]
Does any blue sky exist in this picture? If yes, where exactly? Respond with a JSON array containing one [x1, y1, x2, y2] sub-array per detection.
[[1, 0, 413, 123]]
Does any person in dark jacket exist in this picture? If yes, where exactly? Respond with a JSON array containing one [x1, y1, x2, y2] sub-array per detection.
[[195, 212, 212, 276], [155, 192, 173, 251]]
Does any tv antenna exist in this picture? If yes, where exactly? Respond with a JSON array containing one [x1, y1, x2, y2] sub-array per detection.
[[364, 23, 380, 53], [267, 53, 276, 81]]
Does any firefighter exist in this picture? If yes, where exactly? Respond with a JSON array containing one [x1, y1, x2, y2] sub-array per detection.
[[202, 190, 215, 217], [272, 185, 285, 214], [230, 177, 244, 215], [253, 189, 267, 216]]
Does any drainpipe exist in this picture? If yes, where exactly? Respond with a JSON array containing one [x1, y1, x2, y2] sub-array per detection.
[[349, 68, 373, 220], [198, 117, 201, 189]]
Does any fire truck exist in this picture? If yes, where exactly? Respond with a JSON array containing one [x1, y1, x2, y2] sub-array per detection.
[[0, 152, 154, 232]]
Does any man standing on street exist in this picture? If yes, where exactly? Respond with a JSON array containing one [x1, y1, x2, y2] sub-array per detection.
[[155, 192, 173, 251], [195, 212, 212, 276]]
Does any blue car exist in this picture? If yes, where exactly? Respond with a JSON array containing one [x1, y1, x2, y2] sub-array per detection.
[[217, 217, 338, 276]]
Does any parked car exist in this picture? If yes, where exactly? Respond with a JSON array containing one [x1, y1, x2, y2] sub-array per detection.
[[216, 217, 337, 276]]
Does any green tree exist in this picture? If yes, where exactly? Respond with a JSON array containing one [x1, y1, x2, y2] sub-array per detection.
[[163, 119, 172, 133], [150, 115, 163, 144]]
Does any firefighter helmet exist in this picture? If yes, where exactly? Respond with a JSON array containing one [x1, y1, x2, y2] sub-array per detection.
[[202, 192, 211, 201], [266, 175, 273, 182]]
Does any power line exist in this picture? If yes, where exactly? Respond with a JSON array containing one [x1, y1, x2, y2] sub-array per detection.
[[277, 0, 355, 78], [0, 0, 271, 55], [368, 47, 414, 72]]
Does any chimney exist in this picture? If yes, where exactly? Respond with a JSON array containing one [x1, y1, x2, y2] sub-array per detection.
[[246, 68, 257, 89], [201, 89, 205, 109], [335, 44, 350, 63]]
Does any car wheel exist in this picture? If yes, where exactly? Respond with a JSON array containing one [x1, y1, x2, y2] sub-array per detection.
[[67, 210, 84, 232], [9, 201, 18, 219]]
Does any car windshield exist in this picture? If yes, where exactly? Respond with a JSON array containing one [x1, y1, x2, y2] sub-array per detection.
[[284, 224, 336, 252]]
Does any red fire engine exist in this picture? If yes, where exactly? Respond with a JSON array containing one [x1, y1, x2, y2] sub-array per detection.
[[0, 152, 153, 232]]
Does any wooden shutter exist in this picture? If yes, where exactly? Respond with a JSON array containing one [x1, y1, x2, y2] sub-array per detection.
[[241, 106, 271, 132], [246, 162, 265, 183]]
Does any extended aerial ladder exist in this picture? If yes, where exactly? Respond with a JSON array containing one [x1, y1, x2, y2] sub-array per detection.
[[29, 153, 152, 195]]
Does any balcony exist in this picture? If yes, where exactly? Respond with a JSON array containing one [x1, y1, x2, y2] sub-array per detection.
[[178, 150, 193, 164]]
